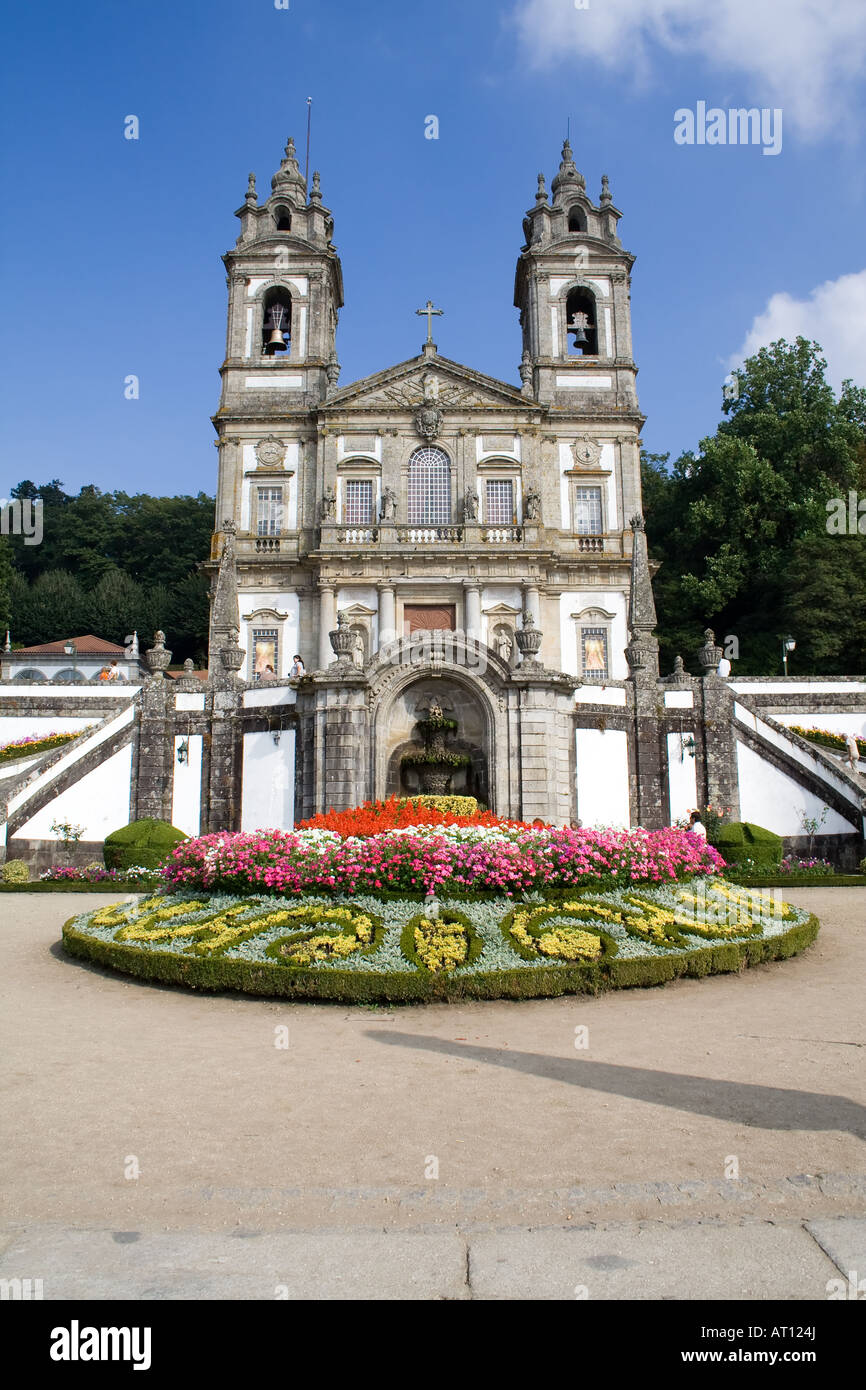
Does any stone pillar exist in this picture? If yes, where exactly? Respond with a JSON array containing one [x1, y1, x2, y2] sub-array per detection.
[[464, 581, 482, 641], [133, 678, 174, 822], [377, 583, 396, 649], [318, 584, 336, 670]]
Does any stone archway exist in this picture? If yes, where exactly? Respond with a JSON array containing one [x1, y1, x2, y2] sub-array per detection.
[[375, 673, 494, 809]]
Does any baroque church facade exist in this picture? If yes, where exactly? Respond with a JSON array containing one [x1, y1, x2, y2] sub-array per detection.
[[2, 137, 864, 864], [205, 136, 663, 827]]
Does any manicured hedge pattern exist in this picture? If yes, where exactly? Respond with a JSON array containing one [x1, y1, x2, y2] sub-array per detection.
[[61, 912, 820, 1001], [61, 881, 820, 1002]]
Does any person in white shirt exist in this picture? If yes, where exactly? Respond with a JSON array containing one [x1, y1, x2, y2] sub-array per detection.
[[688, 810, 707, 838]]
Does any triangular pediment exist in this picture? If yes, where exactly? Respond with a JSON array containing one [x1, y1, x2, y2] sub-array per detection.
[[324, 354, 534, 415]]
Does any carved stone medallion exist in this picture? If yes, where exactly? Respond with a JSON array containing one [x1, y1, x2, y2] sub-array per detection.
[[414, 405, 443, 441], [255, 436, 287, 469]]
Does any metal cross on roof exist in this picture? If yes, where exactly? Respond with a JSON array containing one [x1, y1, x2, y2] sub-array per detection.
[[415, 300, 443, 343]]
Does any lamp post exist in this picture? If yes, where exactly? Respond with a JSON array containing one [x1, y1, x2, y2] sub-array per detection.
[[782, 635, 796, 676], [63, 640, 78, 680]]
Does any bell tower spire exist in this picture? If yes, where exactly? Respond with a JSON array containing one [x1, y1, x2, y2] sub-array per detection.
[[513, 141, 636, 409], [220, 136, 344, 402]]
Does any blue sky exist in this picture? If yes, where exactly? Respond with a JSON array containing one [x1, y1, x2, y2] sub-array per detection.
[[1, 0, 864, 498]]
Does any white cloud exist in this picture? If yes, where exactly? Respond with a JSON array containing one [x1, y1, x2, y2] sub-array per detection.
[[728, 270, 866, 391], [513, 0, 866, 137]]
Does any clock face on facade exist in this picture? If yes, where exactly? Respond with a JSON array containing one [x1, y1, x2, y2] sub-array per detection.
[[571, 437, 601, 468]]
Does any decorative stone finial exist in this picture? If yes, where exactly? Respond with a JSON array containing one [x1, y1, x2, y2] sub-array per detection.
[[696, 628, 724, 676], [271, 136, 306, 194], [630, 513, 646, 532], [175, 657, 203, 693], [536, 172, 548, 204], [310, 170, 322, 204], [145, 630, 172, 680], [552, 139, 586, 199], [245, 172, 257, 204], [600, 173, 612, 204]]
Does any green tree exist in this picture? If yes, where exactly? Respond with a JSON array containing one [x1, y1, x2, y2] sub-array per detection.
[[0, 538, 13, 635], [644, 338, 866, 674], [12, 570, 88, 646]]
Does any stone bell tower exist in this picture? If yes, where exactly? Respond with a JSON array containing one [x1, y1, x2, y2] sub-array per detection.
[[217, 137, 344, 427], [211, 137, 346, 619], [513, 140, 639, 413]]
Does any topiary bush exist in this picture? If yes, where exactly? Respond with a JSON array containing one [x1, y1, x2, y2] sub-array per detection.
[[715, 821, 783, 868], [2, 859, 30, 883], [103, 819, 188, 872]]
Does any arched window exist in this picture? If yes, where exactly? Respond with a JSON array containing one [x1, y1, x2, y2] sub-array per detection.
[[274, 206, 292, 231], [568, 205, 586, 232], [12, 668, 45, 682], [53, 668, 87, 683], [261, 287, 292, 355], [407, 447, 451, 525], [566, 287, 598, 356]]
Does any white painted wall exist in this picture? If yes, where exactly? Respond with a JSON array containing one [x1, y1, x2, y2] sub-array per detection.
[[241, 730, 296, 832], [171, 735, 202, 838], [559, 592, 628, 680], [238, 590, 300, 681], [728, 681, 866, 696], [575, 728, 630, 828], [736, 741, 857, 836], [12, 744, 133, 841], [574, 686, 627, 707], [667, 732, 698, 825]]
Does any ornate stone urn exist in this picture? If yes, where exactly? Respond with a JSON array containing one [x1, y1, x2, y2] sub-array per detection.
[[697, 628, 724, 676], [514, 612, 542, 663], [329, 611, 356, 661], [220, 631, 246, 676], [145, 630, 172, 679]]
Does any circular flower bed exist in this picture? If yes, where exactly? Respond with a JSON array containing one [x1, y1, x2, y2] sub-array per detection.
[[62, 878, 818, 1003]]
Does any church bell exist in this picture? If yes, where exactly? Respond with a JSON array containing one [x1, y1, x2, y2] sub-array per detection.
[[264, 304, 289, 354], [568, 310, 591, 347]]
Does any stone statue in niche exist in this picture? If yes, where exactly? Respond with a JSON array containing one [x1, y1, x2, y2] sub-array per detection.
[[321, 487, 336, 521], [496, 628, 514, 664], [464, 488, 479, 521], [380, 486, 397, 521], [524, 487, 542, 521]]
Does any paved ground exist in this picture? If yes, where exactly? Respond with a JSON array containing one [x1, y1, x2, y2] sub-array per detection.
[[0, 887, 864, 1299]]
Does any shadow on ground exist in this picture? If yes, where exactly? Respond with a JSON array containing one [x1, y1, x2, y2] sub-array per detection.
[[366, 1030, 866, 1138]]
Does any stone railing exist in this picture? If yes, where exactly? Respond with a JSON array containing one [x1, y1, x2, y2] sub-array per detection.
[[395, 526, 465, 544], [575, 535, 604, 553], [483, 526, 522, 543], [336, 526, 379, 544], [254, 537, 281, 554]]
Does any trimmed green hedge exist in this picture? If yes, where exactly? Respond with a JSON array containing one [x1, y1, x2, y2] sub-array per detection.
[[0, 881, 151, 894], [61, 912, 820, 1003], [727, 874, 866, 889], [715, 821, 783, 868], [103, 819, 188, 871]]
